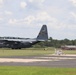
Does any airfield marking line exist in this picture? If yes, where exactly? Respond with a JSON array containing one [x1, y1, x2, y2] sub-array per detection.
[[0, 58, 56, 63], [0, 55, 76, 63]]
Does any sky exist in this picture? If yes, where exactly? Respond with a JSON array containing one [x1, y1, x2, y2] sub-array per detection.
[[0, 0, 76, 40]]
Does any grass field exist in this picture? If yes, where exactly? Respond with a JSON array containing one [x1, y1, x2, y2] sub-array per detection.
[[0, 48, 54, 56], [0, 66, 76, 75], [0, 47, 76, 56]]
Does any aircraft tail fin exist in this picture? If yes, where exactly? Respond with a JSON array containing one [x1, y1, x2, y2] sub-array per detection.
[[37, 25, 48, 41]]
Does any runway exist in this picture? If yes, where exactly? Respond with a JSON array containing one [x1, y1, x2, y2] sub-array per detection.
[[0, 55, 76, 68]]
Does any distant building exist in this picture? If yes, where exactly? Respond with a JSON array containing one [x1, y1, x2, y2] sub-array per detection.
[[61, 45, 76, 50]]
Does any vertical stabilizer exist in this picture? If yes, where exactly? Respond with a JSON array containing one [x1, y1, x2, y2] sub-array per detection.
[[37, 25, 48, 41]]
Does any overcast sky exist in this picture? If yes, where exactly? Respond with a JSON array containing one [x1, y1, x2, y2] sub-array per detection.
[[0, 0, 76, 39]]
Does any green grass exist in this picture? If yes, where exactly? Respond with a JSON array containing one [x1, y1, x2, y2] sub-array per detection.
[[0, 48, 76, 57], [0, 66, 76, 75], [0, 48, 54, 57], [63, 50, 76, 54]]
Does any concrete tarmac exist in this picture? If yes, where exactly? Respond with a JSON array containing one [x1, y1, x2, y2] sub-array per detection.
[[0, 55, 76, 68]]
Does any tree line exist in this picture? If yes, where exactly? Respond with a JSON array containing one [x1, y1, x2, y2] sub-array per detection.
[[33, 37, 76, 48]]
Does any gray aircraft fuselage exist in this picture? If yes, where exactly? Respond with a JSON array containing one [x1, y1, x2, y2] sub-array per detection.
[[0, 25, 48, 49]]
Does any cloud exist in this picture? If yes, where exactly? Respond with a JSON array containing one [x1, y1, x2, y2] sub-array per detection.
[[0, 17, 3, 21], [7, 11, 66, 30], [29, 0, 33, 2], [5, 11, 13, 15], [29, 0, 45, 3], [24, 11, 57, 26], [20, 1, 27, 9], [0, 0, 3, 7], [70, 12, 76, 19], [8, 16, 35, 26], [69, 0, 76, 6], [8, 10, 71, 31], [8, 19, 18, 24], [29, 0, 45, 8], [36, 11, 51, 21], [0, 0, 3, 4], [24, 15, 35, 25], [7, 11, 54, 26]]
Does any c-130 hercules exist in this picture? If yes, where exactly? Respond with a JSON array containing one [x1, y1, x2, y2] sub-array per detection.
[[0, 25, 48, 49]]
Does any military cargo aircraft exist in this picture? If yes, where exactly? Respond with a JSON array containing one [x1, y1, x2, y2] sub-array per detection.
[[0, 25, 48, 49]]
